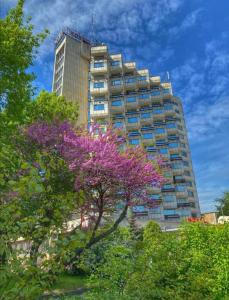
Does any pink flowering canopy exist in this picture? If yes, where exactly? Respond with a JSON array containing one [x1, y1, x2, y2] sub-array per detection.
[[27, 122, 165, 224]]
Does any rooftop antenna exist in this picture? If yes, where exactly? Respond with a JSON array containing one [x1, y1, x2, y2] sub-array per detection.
[[91, 12, 96, 45], [166, 71, 170, 82]]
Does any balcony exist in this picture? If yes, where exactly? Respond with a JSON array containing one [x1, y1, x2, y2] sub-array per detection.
[[110, 79, 123, 92], [126, 117, 140, 130], [137, 75, 149, 88], [142, 133, 154, 145], [90, 62, 108, 75], [150, 76, 161, 85], [91, 45, 108, 56], [140, 112, 152, 125], [124, 62, 136, 73], [124, 77, 137, 90], [151, 89, 162, 100], [90, 86, 108, 96], [153, 108, 165, 119], [125, 95, 138, 109], [155, 128, 166, 138], [138, 93, 151, 106], [162, 88, 172, 98], [110, 99, 124, 112]]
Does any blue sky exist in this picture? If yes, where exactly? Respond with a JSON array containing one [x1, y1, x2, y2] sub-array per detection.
[[1, 0, 229, 212]]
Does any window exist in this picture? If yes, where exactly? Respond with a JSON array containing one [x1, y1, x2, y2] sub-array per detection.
[[176, 185, 186, 192], [149, 194, 161, 200], [129, 139, 140, 145], [164, 195, 176, 202], [139, 93, 150, 99], [182, 151, 187, 157], [111, 100, 122, 106], [138, 75, 147, 81], [94, 104, 104, 111], [142, 132, 153, 139], [183, 161, 189, 167], [128, 131, 140, 137], [111, 60, 120, 66], [169, 142, 179, 148], [127, 117, 138, 123], [141, 112, 151, 118], [164, 209, 177, 216], [164, 104, 173, 110], [186, 181, 193, 187], [114, 122, 123, 128], [171, 153, 179, 159], [163, 184, 173, 189], [163, 88, 170, 94], [172, 163, 183, 170], [94, 82, 104, 88], [111, 79, 122, 86], [151, 90, 161, 96], [94, 62, 104, 68], [166, 123, 176, 129], [184, 170, 191, 176], [179, 209, 191, 217], [126, 96, 136, 103], [125, 77, 136, 84], [149, 207, 161, 213], [154, 109, 164, 114], [155, 128, 165, 134], [188, 191, 194, 197], [132, 205, 147, 213], [159, 148, 168, 154]]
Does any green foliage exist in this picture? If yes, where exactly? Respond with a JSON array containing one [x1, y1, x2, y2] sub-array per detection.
[[0, 0, 48, 122], [85, 223, 229, 300], [26, 91, 78, 124], [216, 192, 229, 216]]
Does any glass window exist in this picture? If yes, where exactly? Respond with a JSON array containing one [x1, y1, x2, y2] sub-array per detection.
[[159, 148, 168, 154], [149, 194, 161, 200], [125, 77, 136, 83], [94, 82, 104, 88], [111, 100, 122, 106], [184, 170, 191, 176], [94, 62, 104, 68], [132, 205, 146, 212], [127, 117, 138, 123], [94, 104, 104, 111], [126, 96, 136, 103], [155, 128, 165, 134], [172, 163, 183, 170], [171, 153, 179, 158], [183, 161, 189, 167], [164, 104, 173, 110], [176, 185, 186, 192], [141, 112, 151, 118], [129, 139, 140, 145], [114, 122, 123, 128], [188, 191, 194, 197], [111, 79, 122, 86], [163, 184, 173, 189], [142, 132, 153, 139], [169, 142, 179, 148], [154, 109, 163, 114], [138, 75, 147, 81], [149, 207, 161, 213], [139, 93, 150, 99], [166, 123, 176, 129], [179, 209, 191, 217], [151, 90, 161, 96], [163, 88, 170, 94], [164, 209, 177, 216], [111, 60, 120, 66], [164, 195, 176, 202]]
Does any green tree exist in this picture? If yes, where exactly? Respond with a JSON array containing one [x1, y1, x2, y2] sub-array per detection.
[[216, 192, 229, 216], [0, 0, 47, 122]]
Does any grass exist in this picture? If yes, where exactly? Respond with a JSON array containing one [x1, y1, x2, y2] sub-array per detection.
[[51, 273, 88, 291]]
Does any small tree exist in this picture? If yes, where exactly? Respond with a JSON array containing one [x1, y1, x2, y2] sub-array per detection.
[[28, 123, 164, 257], [215, 192, 229, 216]]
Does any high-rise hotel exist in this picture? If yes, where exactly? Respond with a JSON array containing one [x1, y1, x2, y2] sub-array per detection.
[[53, 28, 200, 225]]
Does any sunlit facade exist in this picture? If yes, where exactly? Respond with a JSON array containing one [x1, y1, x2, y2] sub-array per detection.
[[89, 45, 200, 224]]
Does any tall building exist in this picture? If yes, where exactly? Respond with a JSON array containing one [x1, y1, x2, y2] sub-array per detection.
[[52, 29, 200, 226], [89, 45, 200, 225], [52, 28, 91, 125]]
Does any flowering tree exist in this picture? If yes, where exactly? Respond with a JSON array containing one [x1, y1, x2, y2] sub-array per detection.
[[28, 122, 164, 256]]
